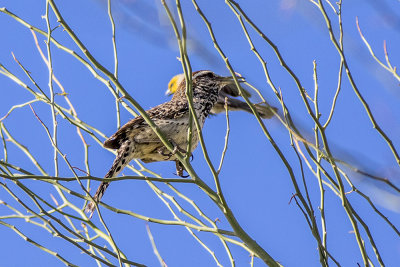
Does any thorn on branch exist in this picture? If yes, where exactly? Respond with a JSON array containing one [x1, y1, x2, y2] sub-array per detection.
[[72, 166, 89, 175], [56, 92, 68, 96], [345, 189, 354, 195], [289, 193, 298, 204]]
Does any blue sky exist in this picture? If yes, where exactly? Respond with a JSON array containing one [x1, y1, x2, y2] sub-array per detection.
[[1, 0, 400, 266]]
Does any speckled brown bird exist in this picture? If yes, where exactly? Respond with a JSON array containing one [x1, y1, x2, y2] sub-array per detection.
[[85, 70, 241, 217], [167, 73, 277, 119]]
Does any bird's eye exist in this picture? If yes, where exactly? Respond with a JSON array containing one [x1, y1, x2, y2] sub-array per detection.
[[204, 72, 214, 78]]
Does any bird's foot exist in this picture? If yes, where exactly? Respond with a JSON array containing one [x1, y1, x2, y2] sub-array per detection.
[[158, 148, 173, 160], [170, 139, 187, 154], [158, 139, 186, 160], [175, 160, 189, 178]]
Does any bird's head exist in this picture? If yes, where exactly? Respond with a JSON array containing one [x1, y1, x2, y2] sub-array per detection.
[[166, 70, 246, 98]]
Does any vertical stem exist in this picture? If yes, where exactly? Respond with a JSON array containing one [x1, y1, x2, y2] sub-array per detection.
[[312, 60, 328, 262], [45, 0, 58, 176], [107, 0, 121, 129]]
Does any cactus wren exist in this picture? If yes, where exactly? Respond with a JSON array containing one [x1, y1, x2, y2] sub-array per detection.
[[167, 73, 277, 119], [85, 70, 240, 217]]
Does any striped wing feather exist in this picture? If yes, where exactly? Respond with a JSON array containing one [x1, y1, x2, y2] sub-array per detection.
[[103, 101, 188, 149]]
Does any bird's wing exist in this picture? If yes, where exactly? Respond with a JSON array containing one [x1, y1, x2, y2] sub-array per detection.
[[220, 84, 251, 98], [213, 95, 252, 113], [103, 101, 189, 149], [103, 116, 144, 149], [212, 94, 277, 119]]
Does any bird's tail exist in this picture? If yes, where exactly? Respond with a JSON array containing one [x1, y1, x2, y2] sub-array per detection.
[[85, 147, 130, 218]]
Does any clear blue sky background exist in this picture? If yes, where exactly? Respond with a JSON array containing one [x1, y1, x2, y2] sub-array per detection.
[[1, 0, 400, 266]]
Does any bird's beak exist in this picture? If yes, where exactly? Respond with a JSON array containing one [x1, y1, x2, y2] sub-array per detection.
[[165, 89, 173, 96]]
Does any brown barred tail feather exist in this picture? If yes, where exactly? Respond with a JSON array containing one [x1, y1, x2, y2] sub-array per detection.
[[85, 142, 133, 218], [85, 181, 110, 218]]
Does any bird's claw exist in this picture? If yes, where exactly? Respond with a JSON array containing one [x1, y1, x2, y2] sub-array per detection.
[[158, 139, 187, 160], [170, 139, 187, 154], [175, 161, 189, 177]]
